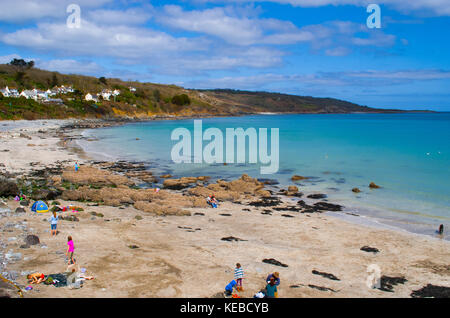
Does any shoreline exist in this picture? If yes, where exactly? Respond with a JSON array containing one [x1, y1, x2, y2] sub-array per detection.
[[1, 118, 449, 298]]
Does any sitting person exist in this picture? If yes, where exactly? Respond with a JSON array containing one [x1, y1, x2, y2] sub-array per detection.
[[206, 195, 218, 208], [27, 272, 45, 284], [224, 279, 237, 296], [266, 272, 280, 286], [265, 277, 278, 298]]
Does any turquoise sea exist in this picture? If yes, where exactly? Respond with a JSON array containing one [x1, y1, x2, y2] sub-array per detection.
[[79, 113, 450, 239]]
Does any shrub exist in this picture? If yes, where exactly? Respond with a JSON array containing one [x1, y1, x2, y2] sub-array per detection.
[[171, 94, 191, 106]]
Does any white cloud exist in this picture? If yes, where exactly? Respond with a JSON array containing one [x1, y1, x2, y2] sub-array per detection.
[[157, 5, 314, 45], [36, 59, 104, 75], [0, 0, 112, 23], [0, 53, 22, 64]]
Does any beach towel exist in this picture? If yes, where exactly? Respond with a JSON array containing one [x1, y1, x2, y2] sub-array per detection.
[[45, 273, 68, 287]]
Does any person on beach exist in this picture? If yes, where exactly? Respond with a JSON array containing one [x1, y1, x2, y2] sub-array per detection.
[[50, 211, 58, 237], [438, 224, 444, 235], [234, 263, 244, 291], [74, 162, 79, 172], [66, 236, 75, 265], [266, 272, 280, 286], [265, 277, 278, 298], [206, 195, 218, 208], [27, 272, 45, 284], [224, 280, 237, 296]]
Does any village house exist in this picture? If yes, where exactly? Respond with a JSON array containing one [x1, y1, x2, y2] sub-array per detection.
[[85, 93, 99, 102]]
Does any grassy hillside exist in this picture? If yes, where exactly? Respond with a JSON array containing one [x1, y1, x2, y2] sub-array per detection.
[[0, 63, 400, 120]]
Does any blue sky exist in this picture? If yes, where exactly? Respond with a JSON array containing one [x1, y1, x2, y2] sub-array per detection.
[[0, 0, 449, 111]]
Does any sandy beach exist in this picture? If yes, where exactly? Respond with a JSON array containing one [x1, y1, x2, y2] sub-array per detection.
[[1, 119, 449, 298]]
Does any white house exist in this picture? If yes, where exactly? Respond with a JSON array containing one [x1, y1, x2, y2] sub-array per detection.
[[112, 89, 120, 96], [0, 86, 10, 97], [100, 89, 112, 101], [85, 93, 99, 102], [129, 86, 136, 92], [20, 90, 38, 101]]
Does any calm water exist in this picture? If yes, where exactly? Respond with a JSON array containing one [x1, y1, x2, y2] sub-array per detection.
[[79, 113, 450, 239]]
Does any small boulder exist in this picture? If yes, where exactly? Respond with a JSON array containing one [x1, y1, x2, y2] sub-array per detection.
[[352, 188, 361, 193], [307, 194, 327, 199], [369, 182, 381, 189], [292, 175, 308, 181], [25, 234, 40, 246]]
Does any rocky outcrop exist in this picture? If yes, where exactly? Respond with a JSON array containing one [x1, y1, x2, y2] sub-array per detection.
[[0, 177, 19, 197], [352, 188, 361, 193], [307, 194, 327, 199], [369, 182, 381, 189], [291, 175, 309, 181], [163, 177, 208, 190], [188, 174, 269, 202], [61, 166, 133, 187]]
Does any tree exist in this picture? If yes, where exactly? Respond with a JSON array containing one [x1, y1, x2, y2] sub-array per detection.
[[51, 73, 59, 87], [99, 77, 107, 85], [9, 58, 34, 69], [171, 94, 191, 106], [153, 89, 161, 102]]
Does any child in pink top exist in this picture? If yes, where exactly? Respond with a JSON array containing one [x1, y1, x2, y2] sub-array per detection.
[[66, 236, 75, 265]]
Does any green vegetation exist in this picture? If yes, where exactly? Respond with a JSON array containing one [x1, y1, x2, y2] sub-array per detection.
[[171, 94, 191, 106], [0, 59, 392, 120]]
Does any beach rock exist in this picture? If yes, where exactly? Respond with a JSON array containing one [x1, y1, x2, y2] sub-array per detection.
[[258, 178, 279, 185], [0, 177, 19, 197], [378, 276, 407, 292], [410, 284, 450, 298], [163, 177, 200, 190], [281, 214, 294, 218], [369, 182, 381, 189], [221, 236, 247, 242], [219, 213, 232, 216], [307, 194, 327, 199], [249, 197, 282, 207], [62, 166, 133, 187], [134, 215, 143, 220], [308, 285, 337, 292], [24, 235, 40, 246], [20, 200, 29, 207], [360, 246, 379, 253], [60, 215, 79, 222], [352, 188, 361, 193], [313, 202, 343, 212], [287, 185, 299, 195], [14, 207, 26, 213], [312, 270, 340, 281], [292, 175, 309, 181], [273, 206, 302, 212], [262, 258, 288, 267]]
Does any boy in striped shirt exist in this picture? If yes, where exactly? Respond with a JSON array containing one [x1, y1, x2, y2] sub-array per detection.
[[234, 263, 244, 291]]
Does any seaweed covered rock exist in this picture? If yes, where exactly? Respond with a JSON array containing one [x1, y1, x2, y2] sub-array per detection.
[[0, 177, 19, 197]]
